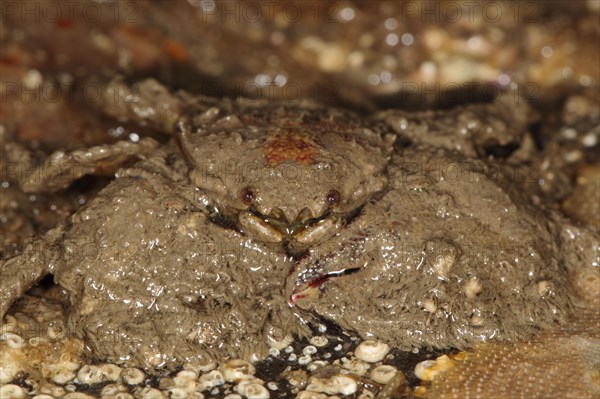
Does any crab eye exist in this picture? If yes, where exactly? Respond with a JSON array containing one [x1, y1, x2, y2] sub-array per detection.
[[325, 190, 340, 206], [241, 187, 255, 204]]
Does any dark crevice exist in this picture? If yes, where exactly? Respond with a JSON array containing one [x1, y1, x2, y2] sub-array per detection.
[[482, 141, 521, 159]]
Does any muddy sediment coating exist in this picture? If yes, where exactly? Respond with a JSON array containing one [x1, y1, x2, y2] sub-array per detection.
[[1, 1, 599, 398]]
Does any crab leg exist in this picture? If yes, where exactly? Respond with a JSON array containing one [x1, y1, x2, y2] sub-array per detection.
[[374, 92, 535, 160], [97, 78, 184, 135], [4, 137, 159, 193], [0, 226, 64, 318]]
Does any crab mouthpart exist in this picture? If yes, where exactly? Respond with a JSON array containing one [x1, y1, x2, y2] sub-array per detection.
[[263, 207, 322, 235], [288, 267, 361, 306], [239, 207, 338, 244]]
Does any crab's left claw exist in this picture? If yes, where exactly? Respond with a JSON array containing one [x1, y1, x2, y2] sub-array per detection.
[[288, 280, 323, 307], [288, 268, 361, 307]]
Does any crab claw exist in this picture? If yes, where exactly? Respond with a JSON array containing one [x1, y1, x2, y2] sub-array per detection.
[[288, 268, 360, 307], [288, 275, 329, 307], [288, 289, 309, 307]]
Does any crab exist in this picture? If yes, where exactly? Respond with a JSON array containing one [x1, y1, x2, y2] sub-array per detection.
[[0, 79, 583, 371]]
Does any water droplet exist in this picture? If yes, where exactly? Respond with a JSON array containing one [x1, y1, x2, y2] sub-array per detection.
[[339, 7, 355, 21]]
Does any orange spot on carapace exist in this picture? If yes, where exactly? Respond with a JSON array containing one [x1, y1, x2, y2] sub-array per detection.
[[263, 131, 317, 166]]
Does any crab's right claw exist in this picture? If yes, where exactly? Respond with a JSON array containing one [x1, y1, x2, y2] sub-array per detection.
[[0, 227, 63, 318], [4, 138, 159, 193]]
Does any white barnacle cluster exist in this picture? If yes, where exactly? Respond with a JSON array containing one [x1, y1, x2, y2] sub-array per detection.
[[44, 355, 81, 385], [309, 336, 329, 347], [1, 316, 406, 399], [220, 359, 269, 399], [414, 354, 458, 381], [288, 338, 402, 398], [305, 374, 359, 396], [0, 384, 27, 399], [77, 364, 122, 384], [198, 369, 224, 391], [354, 340, 390, 363], [116, 359, 270, 399], [0, 326, 26, 387]]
